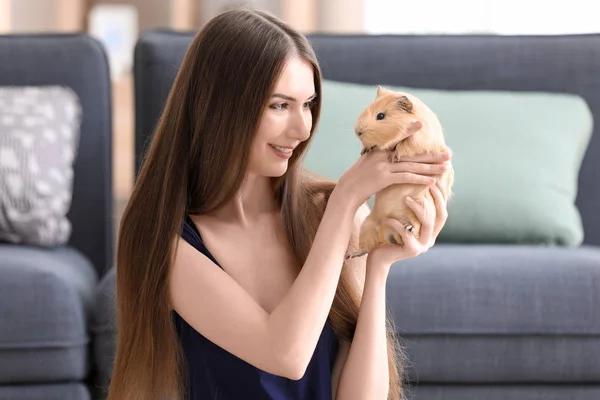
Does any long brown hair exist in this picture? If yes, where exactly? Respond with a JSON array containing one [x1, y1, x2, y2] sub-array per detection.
[[108, 8, 405, 400]]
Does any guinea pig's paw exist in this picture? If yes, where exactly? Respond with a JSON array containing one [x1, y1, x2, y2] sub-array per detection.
[[387, 150, 397, 163]]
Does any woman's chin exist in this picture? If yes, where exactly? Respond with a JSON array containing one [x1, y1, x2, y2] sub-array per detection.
[[249, 162, 289, 178], [268, 165, 289, 177]]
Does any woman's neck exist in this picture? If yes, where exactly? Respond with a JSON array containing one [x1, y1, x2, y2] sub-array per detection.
[[214, 173, 279, 226]]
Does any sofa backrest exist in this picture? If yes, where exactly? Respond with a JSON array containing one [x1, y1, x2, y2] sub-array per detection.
[[133, 30, 600, 246], [0, 34, 113, 275]]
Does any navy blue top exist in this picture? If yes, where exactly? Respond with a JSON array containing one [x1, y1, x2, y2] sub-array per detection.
[[172, 214, 340, 399]]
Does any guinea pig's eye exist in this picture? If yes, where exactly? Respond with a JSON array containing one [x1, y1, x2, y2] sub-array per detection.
[[376, 112, 385, 120]]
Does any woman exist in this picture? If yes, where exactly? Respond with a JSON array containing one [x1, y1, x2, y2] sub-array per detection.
[[108, 8, 451, 400]]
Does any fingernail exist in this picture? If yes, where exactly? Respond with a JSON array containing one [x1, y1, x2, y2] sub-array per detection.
[[406, 196, 414, 203]]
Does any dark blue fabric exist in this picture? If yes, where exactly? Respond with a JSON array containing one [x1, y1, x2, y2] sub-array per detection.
[[172, 215, 340, 399]]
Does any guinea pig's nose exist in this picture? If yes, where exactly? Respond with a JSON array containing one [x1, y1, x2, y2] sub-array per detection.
[[355, 129, 364, 137]]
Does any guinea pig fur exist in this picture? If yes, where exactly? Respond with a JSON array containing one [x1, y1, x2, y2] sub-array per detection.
[[347, 86, 455, 259]]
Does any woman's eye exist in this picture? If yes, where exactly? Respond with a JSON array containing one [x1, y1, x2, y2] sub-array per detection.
[[376, 112, 385, 120], [303, 100, 316, 110], [271, 103, 287, 110]]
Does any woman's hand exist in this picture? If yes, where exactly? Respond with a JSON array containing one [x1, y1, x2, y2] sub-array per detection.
[[366, 179, 449, 270], [334, 133, 451, 213]]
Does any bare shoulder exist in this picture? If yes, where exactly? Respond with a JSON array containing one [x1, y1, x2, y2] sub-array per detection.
[[168, 235, 294, 376]]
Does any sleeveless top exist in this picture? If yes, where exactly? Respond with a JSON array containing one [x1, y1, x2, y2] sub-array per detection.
[[172, 214, 340, 399]]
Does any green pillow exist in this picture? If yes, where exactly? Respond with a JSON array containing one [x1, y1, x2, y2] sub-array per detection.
[[304, 80, 593, 246]]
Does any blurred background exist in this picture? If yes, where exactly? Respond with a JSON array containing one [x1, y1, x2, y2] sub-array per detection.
[[0, 0, 597, 235], [2, 4, 600, 399]]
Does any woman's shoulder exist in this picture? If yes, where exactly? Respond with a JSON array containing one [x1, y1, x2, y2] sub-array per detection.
[[179, 214, 223, 268], [180, 214, 207, 254]]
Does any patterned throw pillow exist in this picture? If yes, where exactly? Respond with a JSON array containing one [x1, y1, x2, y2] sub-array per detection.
[[0, 86, 82, 246]]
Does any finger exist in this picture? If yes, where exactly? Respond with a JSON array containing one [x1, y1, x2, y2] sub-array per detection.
[[382, 217, 405, 235], [429, 180, 446, 203], [389, 161, 450, 175], [389, 172, 436, 186], [397, 151, 451, 164], [435, 178, 446, 199], [404, 196, 435, 246], [429, 185, 448, 236], [431, 181, 448, 207]]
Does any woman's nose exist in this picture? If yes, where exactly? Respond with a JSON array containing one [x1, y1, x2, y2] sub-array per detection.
[[290, 110, 311, 141]]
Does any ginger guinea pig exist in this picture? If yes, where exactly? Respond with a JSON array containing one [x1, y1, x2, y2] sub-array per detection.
[[348, 86, 455, 258]]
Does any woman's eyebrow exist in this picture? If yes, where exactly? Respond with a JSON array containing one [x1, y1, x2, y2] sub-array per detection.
[[272, 93, 318, 101]]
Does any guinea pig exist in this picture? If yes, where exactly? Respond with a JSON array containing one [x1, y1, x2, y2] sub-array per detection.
[[347, 86, 455, 259]]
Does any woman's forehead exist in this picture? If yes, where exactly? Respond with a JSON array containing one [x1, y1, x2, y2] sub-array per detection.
[[272, 57, 315, 99]]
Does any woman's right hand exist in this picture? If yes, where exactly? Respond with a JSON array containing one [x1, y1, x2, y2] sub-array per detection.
[[335, 148, 451, 212]]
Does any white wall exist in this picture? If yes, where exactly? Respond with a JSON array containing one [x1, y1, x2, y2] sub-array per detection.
[[364, 0, 600, 35]]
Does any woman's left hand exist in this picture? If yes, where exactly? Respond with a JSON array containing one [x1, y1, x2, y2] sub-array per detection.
[[366, 179, 449, 269]]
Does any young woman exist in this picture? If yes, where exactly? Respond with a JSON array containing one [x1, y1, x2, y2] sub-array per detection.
[[108, 8, 451, 400]]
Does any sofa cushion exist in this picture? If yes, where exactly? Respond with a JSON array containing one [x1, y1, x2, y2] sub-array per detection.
[[0, 383, 90, 400], [0, 245, 97, 383], [387, 244, 600, 382], [404, 384, 600, 400], [403, 335, 600, 384], [0, 86, 82, 247], [306, 80, 593, 246], [91, 266, 116, 394]]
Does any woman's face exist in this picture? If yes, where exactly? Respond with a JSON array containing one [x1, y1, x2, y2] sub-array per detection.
[[247, 56, 316, 178]]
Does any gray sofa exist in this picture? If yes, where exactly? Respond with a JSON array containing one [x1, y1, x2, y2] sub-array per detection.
[[0, 34, 113, 400], [91, 30, 600, 400]]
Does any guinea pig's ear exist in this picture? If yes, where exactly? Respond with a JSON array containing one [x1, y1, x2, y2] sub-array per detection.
[[397, 95, 413, 113]]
